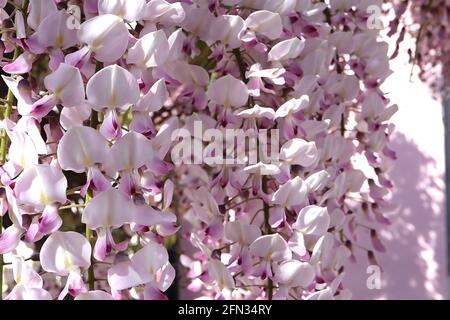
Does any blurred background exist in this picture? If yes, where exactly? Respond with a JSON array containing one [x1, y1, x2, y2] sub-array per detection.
[[344, 23, 448, 300]]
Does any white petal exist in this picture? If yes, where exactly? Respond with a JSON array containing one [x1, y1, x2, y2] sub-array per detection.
[[40, 231, 91, 276], [86, 64, 140, 110]]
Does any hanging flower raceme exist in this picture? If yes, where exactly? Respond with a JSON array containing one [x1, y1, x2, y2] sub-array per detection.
[[0, 0, 398, 300]]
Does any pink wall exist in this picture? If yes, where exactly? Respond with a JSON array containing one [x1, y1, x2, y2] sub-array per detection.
[[344, 35, 448, 299]]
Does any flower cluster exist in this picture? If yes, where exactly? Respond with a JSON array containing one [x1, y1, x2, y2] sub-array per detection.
[[0, 0, 397, 300], [388, 0, 450, 95]]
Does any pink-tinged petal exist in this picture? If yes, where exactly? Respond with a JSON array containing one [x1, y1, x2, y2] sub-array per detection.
[[305, 170, 330, 193], [163, 60, 209, 87], [131, 241, 169, 283], [127, 30, 170, 68], [86, 64, 140, 111], [273, 287, 289, 300], [29, 94, 57, 119], [5, 284, 52, 300], [244, 10, 283, 40], [268, 206, 285, 229], [179, 6, 213, 39], [15, 164, 67, 209], [238, 248, 254, 275], [243, 162, 281, 176], [14, 11, 26, 39], [9, 131, 39, 169], [133, 205, 177, 226], [83, 167, 110, 196], [24, 217, 43, 243], [275, 96, 309, 119], [118, 171, 139, 196], [58, 270, 87, 300], [163, 179, 174, 210], [281, 119, 296, 140], [370, 229, 386, 253], [48, 49, 65, 71], [271, 176, 308, 208], [156, 221, 180, 237], [309, 233, 334, 265], [38, 205, 62, 235], [64, 46, 92, 69], [274, 260, 315, 288], [143, 0, 185, 25], [60, 102, 91, 130], [268, 37, 305, 62], [237, 104, 275, 120], [249, 234, 292, 262], [98, 0, 146, 22], [368, 179, 389, 201], [27, 11, 78, 51], [280, 138, 319, 167], [224, 221, 261, 246], [105, 131, 154, 174], [129, 112, 156, 136], [0, 225, 22, 254], [209, 15, 244, 49], [147, 157, 173, 176], [373, 207, 391, 225], [158, 263, 175, 292], [12, 256, 43, 288], [57, 126, 109, 173], [143, 284, 168, 300], [1, 76, 34, 116], [2, 52, 36, 75], [25, 36, 47, 55], [166, 28, 186, 62], [114, 239, 129, 252], [288, 231, 308, 259], [39, 231, 91, 276], [245, 77, 261, 96], [204, 220, 223, 240], [0, 162, 20, 187], [246, 63, 286, 81], [293, 205, 330, 236], [15, 117, 47, 154], [27, 0, 58, 30], [0, 189, 8, 217], [93, 228, 110, 262], [79, 14, 129, 63], [107, 259, 143, 291], [82, 188, 134, 229], [207, 75, 248, 108], [44, 63, 84, 108], [208, 260, 235, 290], [75, 290, 114, 300], [83, 0, 99, 18], [135, 79, 169, 112], [100, 109, 122, 140]]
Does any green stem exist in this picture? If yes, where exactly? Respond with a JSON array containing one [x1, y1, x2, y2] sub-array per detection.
[[59, 204, 86, 210]]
